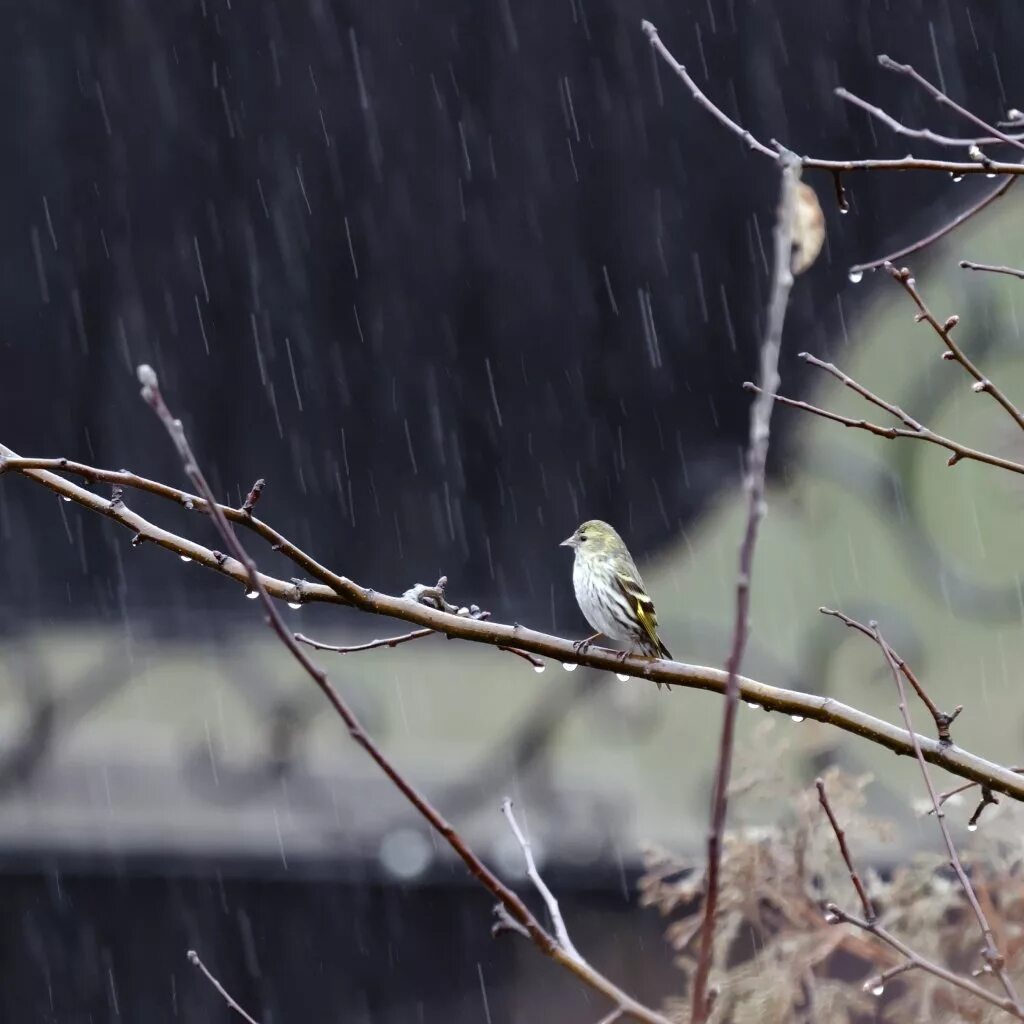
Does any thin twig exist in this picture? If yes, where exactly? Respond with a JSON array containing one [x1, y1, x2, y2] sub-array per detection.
[[501, 799, 582, 961], [639, 23, 1024, 177], [690, 154, 801, 1024], [187, 951, 261, 1024], [835, 86, 1024, 148], [816, 778, 875, 920], [748, 357, 1024, 477], [136, 367, 670, 1024], [820, 608, 962, 744], [825, 905, 1023, 1018], [4, 442, 1024, 803], [871, 620, 1023, 1012], [295, 628, 435, 653], [862, 960, 918, 995], [848, 175, 1017, 278], [886, 264, 1024, 433], [960, 260, 1024, 280], [877, 56, 1024, 156]]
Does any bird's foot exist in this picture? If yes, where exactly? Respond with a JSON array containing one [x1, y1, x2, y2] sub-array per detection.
[[573, 632, 602, 654]]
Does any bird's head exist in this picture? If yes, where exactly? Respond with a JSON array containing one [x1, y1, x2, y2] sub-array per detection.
[[560, 519, 623, 559]]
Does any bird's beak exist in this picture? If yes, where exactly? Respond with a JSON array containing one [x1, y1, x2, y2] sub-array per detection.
[[560, 534, 576, 548]]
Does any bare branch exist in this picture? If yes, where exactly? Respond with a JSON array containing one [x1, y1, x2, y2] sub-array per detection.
[[820, 608, 962, 744], [690, 154, 801, 1024], [886, 264, 1024, 433], [135, 367, 671, 1024], [240, 478, 265, 515], [877, 55, 1024, 156], [960, 259, 1024, 280], [295, 628, 435, 654], [825, 904, 1023, 1017], [816, 778, 875, 921], [5, 439, 1024, 804], [748, 355, 1024, 477], [501, 799, 582, 962], [640, 24, 1024, 178], [187, 951, 261, 1024], [848, 175, 1017, 278], [871, 620, 1023, 1012], [835, 85, 1024, 148]]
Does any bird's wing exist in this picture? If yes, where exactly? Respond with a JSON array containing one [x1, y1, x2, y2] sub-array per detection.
[[614, 570, 670, 658]]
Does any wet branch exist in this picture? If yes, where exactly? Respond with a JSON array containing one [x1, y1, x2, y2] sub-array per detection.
[[848, 175, 1017, 278], [4, 440, 1024, 804], [690, 154, 801, 1024], [135, 367, 672, 1024], [816, 778, 1023, 1019], [820, 608, 962, 744], [871, 620, 1023, 1013], [887, 264, 1024, 432]]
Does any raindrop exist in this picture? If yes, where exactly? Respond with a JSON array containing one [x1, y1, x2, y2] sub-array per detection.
[[180, 555, 192, 562], [950, 173, 964, 182], [823, 909, 839, 924], [839, 206, 849, 215], [244, 590, 259, 600], [967, 822, 978, 832], [790, 715, 804, 723], [870, 983, 885, 997], [287, 602, 302, 610], [561, 662, 577, 672], [848, 268, 864, 284], [745, 701, 761, 710], [986, 172, 997, 178], [616, 673, 629, 682], [533, 663, 545, 674], [61, 496, 72, 502]]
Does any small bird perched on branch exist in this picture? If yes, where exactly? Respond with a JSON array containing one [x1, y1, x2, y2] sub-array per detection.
[[560, 520, 672, 671]]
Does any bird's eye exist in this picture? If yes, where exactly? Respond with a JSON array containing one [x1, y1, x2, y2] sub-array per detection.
[[579, 534, 587, 542]]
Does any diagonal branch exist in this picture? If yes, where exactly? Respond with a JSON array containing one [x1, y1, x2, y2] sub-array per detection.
[[134, 367, 672, 1024], [877, 56, 1024, 156], [820, 608, 962, 744], [501, 799, 581, 962], [690, 153, 801, 1024], [886, 263, 1024, 432], [848, 175, 1017, 279], [187, 951, 261, 1024], [871, 620, 1023, 1013], [5, 441, 1024, 803], [748, 355, 1024, 477]]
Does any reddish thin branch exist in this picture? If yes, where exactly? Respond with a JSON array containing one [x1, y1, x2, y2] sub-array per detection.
[[4, 442, 1024, 803], [820, 608, 962, 744], [815, 778, 875, 921], [886, 263, 1024, 433], [871, 620, 1023, 1013], [960, 260, 1024, 280], [135, 367, 670, 1024], [748, 354, 1024, 476], [690, 155, 801, 1024]]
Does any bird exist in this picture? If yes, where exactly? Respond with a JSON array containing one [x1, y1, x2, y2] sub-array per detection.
[[560, 520, 672, 670]]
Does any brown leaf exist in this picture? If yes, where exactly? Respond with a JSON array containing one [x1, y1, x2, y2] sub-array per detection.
[[791, 181, 825, 275]]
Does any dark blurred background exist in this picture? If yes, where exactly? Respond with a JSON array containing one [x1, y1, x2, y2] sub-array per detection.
[[3, 0, 1024, 1020]]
